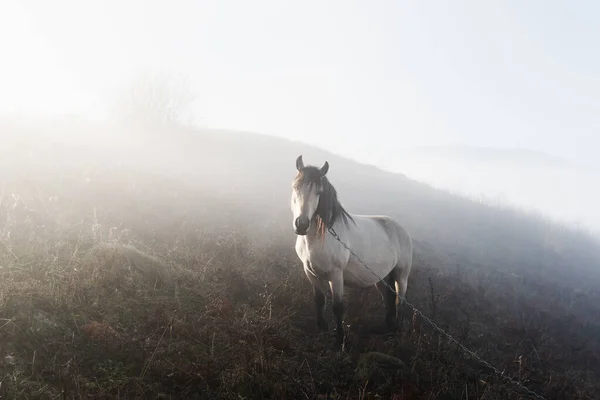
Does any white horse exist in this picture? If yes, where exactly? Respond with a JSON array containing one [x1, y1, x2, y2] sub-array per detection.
[[291, 155, 413, 343]]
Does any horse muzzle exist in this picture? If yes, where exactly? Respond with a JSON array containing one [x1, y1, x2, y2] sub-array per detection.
[[294, 216, 310, 235]]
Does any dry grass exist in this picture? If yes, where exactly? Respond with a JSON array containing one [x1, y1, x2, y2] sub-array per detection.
[[0, 162, 599, 399]]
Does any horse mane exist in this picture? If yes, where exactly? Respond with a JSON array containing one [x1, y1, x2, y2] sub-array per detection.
[[293, 166, 355, 238]]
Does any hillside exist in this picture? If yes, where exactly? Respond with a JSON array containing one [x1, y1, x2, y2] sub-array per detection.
[[380, 145, 600, 234], [1, 119, 600, 399], [393, 145, 571, 167]]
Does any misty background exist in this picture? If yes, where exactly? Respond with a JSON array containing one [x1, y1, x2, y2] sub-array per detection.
[[3, 2, 600, 397], [2, 0, 600, 235]]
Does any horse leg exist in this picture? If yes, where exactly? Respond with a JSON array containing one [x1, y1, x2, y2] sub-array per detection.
[[314, 288, 328, 331], [303, 264, 329, 331], [376, 272, 398, 332], [329, 269, 345, 344], [393, 264, 410, 332]]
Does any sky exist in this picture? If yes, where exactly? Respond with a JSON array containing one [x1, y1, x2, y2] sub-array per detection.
[[1, 0, 600, 229], [2, 0, 599, 162]]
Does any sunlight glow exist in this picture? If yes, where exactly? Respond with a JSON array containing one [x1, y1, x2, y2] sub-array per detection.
[[0, 1, 95, 116]]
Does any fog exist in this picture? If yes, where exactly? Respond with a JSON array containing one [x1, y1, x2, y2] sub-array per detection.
[[3, 104, 600, 395], [1, 0, 599, 287], [3, 2, 600, 397], [4, 108, 600, 282], [3, 0, 600, 239], [379, 146, 600, 235]]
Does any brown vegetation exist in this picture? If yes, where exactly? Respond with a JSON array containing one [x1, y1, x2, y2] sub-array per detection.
[[1, 125, 600, 399]]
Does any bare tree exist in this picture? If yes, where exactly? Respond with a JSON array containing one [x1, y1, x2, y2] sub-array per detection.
[[110, 72, 197, 128]]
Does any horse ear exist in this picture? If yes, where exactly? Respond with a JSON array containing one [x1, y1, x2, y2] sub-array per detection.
[[320, 161, 329, 177], [296, 155, 304, 171]]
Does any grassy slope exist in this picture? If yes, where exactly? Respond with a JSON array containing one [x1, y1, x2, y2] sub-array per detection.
[[1, 121, 600, 399]]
